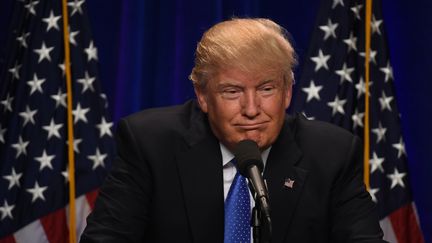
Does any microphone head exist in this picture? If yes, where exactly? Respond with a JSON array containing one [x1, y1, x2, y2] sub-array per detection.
[[234, 140, 264, 177]]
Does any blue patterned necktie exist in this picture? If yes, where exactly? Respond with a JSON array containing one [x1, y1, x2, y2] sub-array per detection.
[[224, 161, 251, 243]]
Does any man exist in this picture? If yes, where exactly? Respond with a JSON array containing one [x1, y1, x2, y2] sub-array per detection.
[[81, 18, 385, 242]]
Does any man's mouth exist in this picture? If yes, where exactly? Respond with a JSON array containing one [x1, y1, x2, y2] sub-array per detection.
[[235, 121, 269, 130]]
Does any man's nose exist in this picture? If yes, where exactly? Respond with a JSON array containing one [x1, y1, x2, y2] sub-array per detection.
[[241, 91, 260, 118]]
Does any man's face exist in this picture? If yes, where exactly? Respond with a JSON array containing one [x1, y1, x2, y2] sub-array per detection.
[[195, 68, 292, 151]]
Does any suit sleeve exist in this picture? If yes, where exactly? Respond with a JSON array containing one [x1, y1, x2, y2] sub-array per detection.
[[80, 119, 153, 243], [330, 135, 387, 243]]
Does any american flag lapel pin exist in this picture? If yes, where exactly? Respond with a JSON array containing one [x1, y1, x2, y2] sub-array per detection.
[[284, 178, 295, 189]]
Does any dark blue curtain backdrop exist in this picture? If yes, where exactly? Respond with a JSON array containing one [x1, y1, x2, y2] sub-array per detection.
[[0, 0, 431, 241]]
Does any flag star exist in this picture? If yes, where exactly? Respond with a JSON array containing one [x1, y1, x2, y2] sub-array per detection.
[[26, 181, 48, 203], [351, 4, 363, 20], [372, 122, 387, 143], [392, 138, 407, 158], [351, 109, 364, 129], [66, 138, 82, 153], [77, 71, 96, 93], [51, 88, 67, 108], [62, 169, 69, 183], [96, 117, 113, 138], [100, 93, 108, 108], [380, 62, 394, 82], [35, 150, 55, 171], [355, 77, 373, 98], [0, 200, 15, 220], [359, 50, 377, 64], [11, 136, 29, 158], [88, 148, 107, 170], [33, 42, 54, 63], [59, 62, 66, 76], [27, 73, 46, 95], [369, 188, 379, 203], [69, 27, 80, 46], [343, 32, 357, 52], [72, 103, 90, 123], [335, 63, 354, 83], [1, 93, 14, 112], [327, 96, 346, 115], [42, 10, 61, 32], [84, 41, 98, 61], [58, 62, 72, 76], [319, 19, 338, 40], [42, 118, 63, 139], [310, 49, 330, 72], [387, 168, 406, 189], [332, 0, 344, 8], [0, 124, 6, 143], [302, 80, 323, 102], [379, 91, 393, 111], [371, 15, 383, 35], [18, 105, 38, 126], [3, 168, 23, 190], [370, 152, 385, 173], [16, 32, 30, 48], [67, 0, 85, 16], [24, 0, 39, 15], [8, 62, 21, 80], [301, 112, 315, 120]]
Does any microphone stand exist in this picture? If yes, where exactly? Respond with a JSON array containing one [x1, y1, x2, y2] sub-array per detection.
[[251, 190, 272, 243], [252, 205, 261, 243]]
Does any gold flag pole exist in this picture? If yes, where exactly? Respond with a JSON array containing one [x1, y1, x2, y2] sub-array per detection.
[[61, 0, 77, 242], [364, 0, 373, 190]]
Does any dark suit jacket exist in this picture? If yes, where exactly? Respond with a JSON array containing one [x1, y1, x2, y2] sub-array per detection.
[[81, 100, 385, 243]]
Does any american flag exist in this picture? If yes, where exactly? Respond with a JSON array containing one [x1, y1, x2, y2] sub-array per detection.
[[290, 0, 424, 242], [0, 0, 114, 242]]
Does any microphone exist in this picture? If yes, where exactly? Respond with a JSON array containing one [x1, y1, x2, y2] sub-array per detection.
[[234, 140, 271, 222]]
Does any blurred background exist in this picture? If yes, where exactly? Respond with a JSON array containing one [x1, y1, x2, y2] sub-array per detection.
[[0, 0, 431, 242]]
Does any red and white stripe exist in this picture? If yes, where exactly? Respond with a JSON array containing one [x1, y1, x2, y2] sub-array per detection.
[[380, 202, 424, 243], [0, 189, 98, 243]]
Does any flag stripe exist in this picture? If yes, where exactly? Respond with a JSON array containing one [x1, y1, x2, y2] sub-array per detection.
[[74, 193, 92, 240], [40, 207, 69, 243], [389, 203, 424, 243], [2, 191, 95, 242], [0, 235, 16, 243], [380, 217, 398, 243], [13, 220, 48, 243], [85, 189, 99, 209]]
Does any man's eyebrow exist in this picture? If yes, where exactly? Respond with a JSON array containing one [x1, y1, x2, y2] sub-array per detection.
[[216, 80, 243, 88], [257, 79, 278, 86]]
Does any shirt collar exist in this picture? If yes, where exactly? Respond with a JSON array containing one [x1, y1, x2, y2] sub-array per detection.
[[220, 143, 271, 167]]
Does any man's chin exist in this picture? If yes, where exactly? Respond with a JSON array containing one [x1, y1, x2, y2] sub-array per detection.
[[243, 131, 262, 142]]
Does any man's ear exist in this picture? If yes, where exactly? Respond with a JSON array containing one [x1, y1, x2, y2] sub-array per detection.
[[194, 86, 208, 113]]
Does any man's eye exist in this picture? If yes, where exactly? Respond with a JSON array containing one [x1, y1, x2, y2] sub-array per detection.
[[259, 86, 276, 95], [225, 89, 238, 94], [221, 89, 241, 99]]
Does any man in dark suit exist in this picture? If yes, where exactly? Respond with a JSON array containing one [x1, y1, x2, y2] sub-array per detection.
[[81, 18, 385, 242]]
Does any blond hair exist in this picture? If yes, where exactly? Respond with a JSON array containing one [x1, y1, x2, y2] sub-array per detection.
[[190, 18, 297, 89]]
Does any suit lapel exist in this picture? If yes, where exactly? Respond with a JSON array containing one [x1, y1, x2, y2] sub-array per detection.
[[176, 129, 224, 243], [263, 116, 309, 242]]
